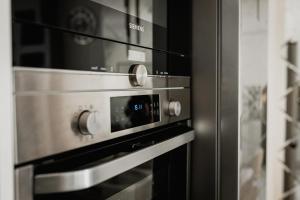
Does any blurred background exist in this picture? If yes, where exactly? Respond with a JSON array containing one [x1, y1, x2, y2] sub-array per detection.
[[240, 0, 300, 199]]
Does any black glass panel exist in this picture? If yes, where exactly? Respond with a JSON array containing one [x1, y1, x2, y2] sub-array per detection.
[[111, 95, 160, 132], [13, 22, 168, 74], [12, 0, 192, 56], [12, 0, 168, 51], [13, 22, 190, 76]]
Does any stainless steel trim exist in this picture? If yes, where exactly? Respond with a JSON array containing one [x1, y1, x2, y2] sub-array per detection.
[[15, 87, 185, 96], [14, 68, 190, 93], [219, 0, 239, 199], [14, 67, 190, 78], [15, 165, 34, 200], [35, 131, 195, 194]]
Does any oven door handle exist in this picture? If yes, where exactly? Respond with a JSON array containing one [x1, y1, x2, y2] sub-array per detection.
[[34, 131, 194, 194]]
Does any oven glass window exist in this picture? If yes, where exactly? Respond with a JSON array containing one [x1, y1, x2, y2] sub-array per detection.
[[12, 0, 168, 49], [90, 0, 167, 28], [12, 0, 190, 75]]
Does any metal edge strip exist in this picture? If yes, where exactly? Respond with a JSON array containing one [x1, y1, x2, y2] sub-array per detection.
[[14, 87, 186, 96], [13, 66, 191, 79], [35, 130, 195, 194]]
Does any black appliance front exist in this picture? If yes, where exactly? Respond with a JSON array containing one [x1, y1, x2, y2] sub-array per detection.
[[12, 23, 189, 76], [12, 0, 191, 76], [12, 0, 167, 51], [28, 126, 194, 200], [12, 0, 191, 54]]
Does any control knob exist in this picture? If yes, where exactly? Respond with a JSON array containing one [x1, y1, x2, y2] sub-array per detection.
[[129, 64, 148, 86], [78, 111, 101, 135], [168, 101, 182, 117]]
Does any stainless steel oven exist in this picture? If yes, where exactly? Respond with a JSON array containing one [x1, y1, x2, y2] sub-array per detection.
[[16, 127, 194, 200], [13, 68, 193, 200], [12, 0, 193, 199]]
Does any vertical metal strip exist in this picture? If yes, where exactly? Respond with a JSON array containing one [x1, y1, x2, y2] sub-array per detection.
[[191, 0, 218, 199], [15, 166, 34, 200], [219, 0, 239, 199], [216, 0, 222, 199]]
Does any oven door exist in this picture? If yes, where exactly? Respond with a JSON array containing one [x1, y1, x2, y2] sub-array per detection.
[[25, 129, 194, 200]]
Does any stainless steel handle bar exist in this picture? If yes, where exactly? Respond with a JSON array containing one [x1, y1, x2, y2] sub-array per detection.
[[35, 131, 195, 194]]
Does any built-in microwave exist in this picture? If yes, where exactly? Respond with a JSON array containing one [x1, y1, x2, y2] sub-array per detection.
[[12, 0, 191, 76]]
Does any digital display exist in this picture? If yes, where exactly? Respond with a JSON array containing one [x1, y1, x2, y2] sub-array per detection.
[[111, 95, 160, 132], [133, 104, 143, 111]]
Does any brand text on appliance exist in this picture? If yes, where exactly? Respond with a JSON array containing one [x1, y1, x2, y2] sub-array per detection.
[[129, 23, 145, 32]]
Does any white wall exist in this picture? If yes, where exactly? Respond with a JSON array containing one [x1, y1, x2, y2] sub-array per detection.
[[240, 0, 268, 88], [0, 0, 14, 199], [241, 0, 289, 199], [266, 0, 287, 199]]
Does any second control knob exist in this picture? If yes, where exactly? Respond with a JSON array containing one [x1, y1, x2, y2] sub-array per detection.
[[78, 111, 101, 135], [129, 64, 148, 86], [168, 101, 182, 117]]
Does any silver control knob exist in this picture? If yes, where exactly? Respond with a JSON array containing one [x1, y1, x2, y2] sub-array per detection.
[[168, 101, 182, 117], [78, 111, 101, 135], [129, 64, 148, 86]]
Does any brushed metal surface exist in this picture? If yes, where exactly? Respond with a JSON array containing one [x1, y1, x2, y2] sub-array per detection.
[[15, 165, 34, 200], [14, 67, 190, 93], [35, 131, 195, 194], [15, 89, 190, 164], [14, 68, 191, 164]]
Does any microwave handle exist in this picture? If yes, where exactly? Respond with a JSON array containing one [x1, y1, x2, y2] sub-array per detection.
[[35, 131, 195, 194]]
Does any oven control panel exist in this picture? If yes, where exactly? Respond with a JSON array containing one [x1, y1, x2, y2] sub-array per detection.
[[111, 95, 160, 132], [14, 70, 190, 164], [76, 95, 183, 136]]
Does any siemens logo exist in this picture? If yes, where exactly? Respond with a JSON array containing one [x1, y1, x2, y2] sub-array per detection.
[[129, 23, 145, 32]]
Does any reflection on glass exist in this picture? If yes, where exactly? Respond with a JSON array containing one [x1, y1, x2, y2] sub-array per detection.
[[91, 0, 154, 24], [13, 0, 168, 50]]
